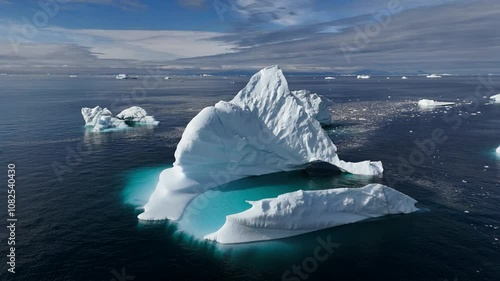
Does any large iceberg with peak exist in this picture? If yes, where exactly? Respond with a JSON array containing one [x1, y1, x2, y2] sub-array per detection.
[[205, 184, 419, 244], [138, 66, 383, 221]]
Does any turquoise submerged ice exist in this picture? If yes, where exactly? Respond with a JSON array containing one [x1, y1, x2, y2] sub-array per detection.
[[138, 66, 384, 222], [205, 184, 419, 244]]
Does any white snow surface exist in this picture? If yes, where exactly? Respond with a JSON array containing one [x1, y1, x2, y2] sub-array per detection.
[[205, 184, 419, 244], [82, 106, 157, 132], [116, 106, 159, 125], [138, 66, 383, 221], [418, 99, 455, 107], [291, 90, 334, 125], [490, 94, 500, 103]]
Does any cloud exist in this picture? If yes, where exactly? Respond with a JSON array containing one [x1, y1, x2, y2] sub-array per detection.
[[172, 0, 500, 74]]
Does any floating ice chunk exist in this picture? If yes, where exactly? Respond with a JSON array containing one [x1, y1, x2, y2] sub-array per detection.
[[418, 99, 455, 108], [426, 74, 442, 78], [490, 94, 500, 103], [93, 115, 128, 132], [81, 106, 113, 127], [205, 184, 419, 244], [324, 77, 336, 80], [116, 74, 128, 80], [138, 66, 383, 221], [116, 106, 159, 125], [164, 76, 171, 80], [357, 75, 370, 79], [402, 76, 408, 80], [291, 90, 333, 125]]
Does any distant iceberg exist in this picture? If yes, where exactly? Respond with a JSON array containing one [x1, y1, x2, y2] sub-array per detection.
[[205, 184, 419, 244], [138, 66, 383, 221], [116, 74, 128, 80], [82, 106, 158, 132], [418, 99, 455, 108], [490, 94, 500, 103], [426, 74, 442, 78], [164, 76, 171, 80], [324, 76, 336, 80], [357, 75, 370, 79], [402, 76, 408, 80]]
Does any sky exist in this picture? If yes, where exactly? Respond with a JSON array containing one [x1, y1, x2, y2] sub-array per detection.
[[0, 0, 499, 74]]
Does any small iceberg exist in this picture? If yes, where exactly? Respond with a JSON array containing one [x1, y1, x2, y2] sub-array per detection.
[[116, 106, 160, 125], [402, 76, 408, 80], [81, 106, 127, 132], [82, 106, 158, 132], [116, 74, 137, 80], [418, 99, 455, 108], [357, 75, 370, 79], [324, 77, 336, 80], [69, 75, 77, 78], [138, 66, 383, 221], [426, 74, 442, 79], [164, 76, 171, 80], [490, 94, 500, 103], [205, 184, 419, 244]]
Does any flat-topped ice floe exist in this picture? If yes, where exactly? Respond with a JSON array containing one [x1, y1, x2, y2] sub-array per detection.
[[205, 184, 419, 244], [82, 106, 158, 132], [426, 74, 442, 78], [138, 66, 383, 221], [418, 99, 455, 108], [357, 75, 370, 79]]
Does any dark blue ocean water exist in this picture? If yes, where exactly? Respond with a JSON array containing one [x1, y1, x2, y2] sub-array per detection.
[[0, 74, 499, 281]]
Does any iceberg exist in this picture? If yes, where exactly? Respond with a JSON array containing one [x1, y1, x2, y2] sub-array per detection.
[[116, 74, 128, 80], [138, 66, 383, 221], [357, 75, 370, 79], [291, 90, 334, 125], [324, 76, 336, 80], [418, 99, 455, 108], [205, 184, 419, 244], [426, 74, 442, 78], [402, 76, 408, 80], [490, 94, 500, 103], [116, 106, 159, 125], [81, 106, 113, 127], [82, 106, 157, 132], [496, 146, 500, 154]]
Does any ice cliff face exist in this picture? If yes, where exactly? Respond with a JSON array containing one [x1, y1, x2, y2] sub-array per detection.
[[205, 184, 419, 244], [138, 66, 383, 221], [291, 90, 334, 125]]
